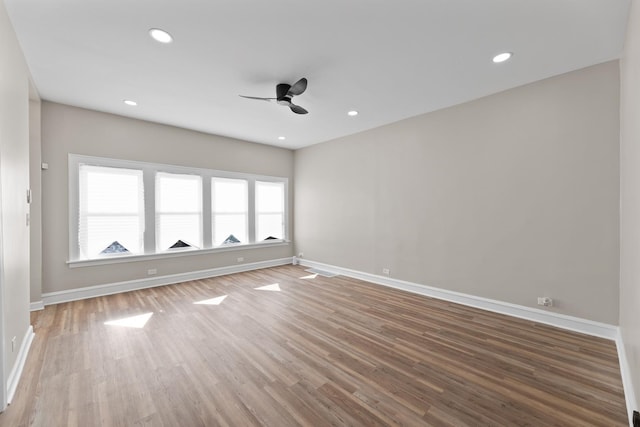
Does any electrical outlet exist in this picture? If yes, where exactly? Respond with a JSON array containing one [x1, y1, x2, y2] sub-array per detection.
[[537, 297, 553, 307], [382, 268, 390, 275], [298, 252, 304, 258], [237, 257, 244, 262], [11, 336, 16, 352], [147, 269, 157, 275]]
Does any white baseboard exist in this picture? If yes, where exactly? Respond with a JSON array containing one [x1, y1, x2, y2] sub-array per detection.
[[298, 259, 618, 340], [42, 257, 293, 306], [616, 332, 638, 427], [7, 325, 34, 404], [29, 301, 44, 312]]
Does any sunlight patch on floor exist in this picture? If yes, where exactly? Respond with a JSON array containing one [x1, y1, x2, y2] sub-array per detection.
[[300, 273, 318, 279], [194, 295, 228, 305], [305, 268, 339, 278], [254, 283, 281, 292], [104, 312, 153, 329]]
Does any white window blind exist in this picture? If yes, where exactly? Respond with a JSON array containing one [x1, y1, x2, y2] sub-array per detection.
[[256, 180, 285, 241], [78, 165, 144, 258], [156, 172, 203, 251], [212, 177, 248, 245]]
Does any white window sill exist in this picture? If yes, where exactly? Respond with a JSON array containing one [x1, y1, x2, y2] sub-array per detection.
[[67, 240, 290, 268]]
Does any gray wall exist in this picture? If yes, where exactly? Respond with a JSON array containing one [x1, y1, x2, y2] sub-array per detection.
[[0, 0, 32, 400], [29, 98, 42, 304], [295, 61, 620, 324], [620, 0, 640, 414], [40, 102, 294, 295]]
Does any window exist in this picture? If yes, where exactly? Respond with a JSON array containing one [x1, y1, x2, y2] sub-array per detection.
[[69, 154, 288, 264], [78, 165, 144, 258], [156, 172, 203, 251], [256, 181, 285, 241], [212, 177, 248, 246]]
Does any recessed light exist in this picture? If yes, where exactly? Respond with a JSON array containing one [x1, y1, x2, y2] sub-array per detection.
[[278, 136, 286, 141], [123, 100, 137, 106], [149, 28, 173, 44], [492, 52, 512, 63], [347, 110, 358, 116]]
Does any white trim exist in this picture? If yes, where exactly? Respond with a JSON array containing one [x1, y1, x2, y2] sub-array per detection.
[[67, 240, 289, 268], [616, 331, 638, 427], [43, 257, 293, 306], [29, 301, 44, 312], [298, 259, 618, 340], [7, 325, 34, 404]]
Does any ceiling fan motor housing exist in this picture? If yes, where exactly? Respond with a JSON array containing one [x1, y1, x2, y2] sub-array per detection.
[[277, 96, 293, 106]]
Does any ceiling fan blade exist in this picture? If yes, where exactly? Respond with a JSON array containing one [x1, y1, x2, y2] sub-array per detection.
[[276, 83, 291, 99], [287, 78, 307, 96], [290, 104, 308, 115], [239, 95, 275, 102]]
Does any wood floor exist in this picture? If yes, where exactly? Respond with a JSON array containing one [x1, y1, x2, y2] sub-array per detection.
[[0, 265, 627, 426]]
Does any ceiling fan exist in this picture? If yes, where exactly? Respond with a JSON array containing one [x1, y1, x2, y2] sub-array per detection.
[[240, 77, 309, 114]]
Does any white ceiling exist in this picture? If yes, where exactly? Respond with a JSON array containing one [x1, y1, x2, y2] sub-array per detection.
[[5, 0, 630, 149]]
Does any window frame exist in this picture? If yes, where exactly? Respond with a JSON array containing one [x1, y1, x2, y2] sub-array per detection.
[[155, 171, 204, 252], [77, 163, 146, 258], [68, 154, 289, 267], [255, 180, 287, 242], [211, 177, 250, 247]]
